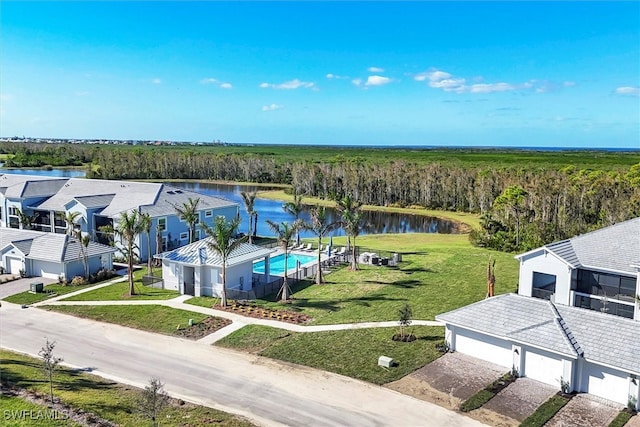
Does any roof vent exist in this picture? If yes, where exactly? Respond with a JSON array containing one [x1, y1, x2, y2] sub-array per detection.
[[167, 191, 175, 195], [175, 190, 183, 194]]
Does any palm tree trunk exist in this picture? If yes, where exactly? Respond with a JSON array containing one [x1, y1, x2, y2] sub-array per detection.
[[350, 236, 358, 270], [220, 262, 227, 307], [316, 236, 322, 284], [280, 248, 290, 301], [128, 242, 135, 296]]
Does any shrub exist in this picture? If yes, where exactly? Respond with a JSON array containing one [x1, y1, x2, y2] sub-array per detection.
[[88, 268, 117, 284], [70, 276, 88, 286]]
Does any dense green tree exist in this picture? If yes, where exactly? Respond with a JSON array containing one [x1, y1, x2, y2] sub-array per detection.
[[266, 220, 302, 301]]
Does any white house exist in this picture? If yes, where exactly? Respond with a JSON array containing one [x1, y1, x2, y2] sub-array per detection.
[[156, 237, 275, 297], [0, 174, 239, 262], [436, 218, 640, 408], [0, 228, 116, 280]]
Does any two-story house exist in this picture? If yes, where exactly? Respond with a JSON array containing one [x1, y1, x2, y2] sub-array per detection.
[[0, 174, 239, 263], [436, 218, 639, 409]]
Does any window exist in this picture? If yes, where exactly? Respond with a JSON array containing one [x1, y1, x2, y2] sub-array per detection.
[[8, 206, 18, 216], [577, 269, 636, 299], [180, 232, 188, 241], [532, 272, 556, 300], [205, 210, 212, 218], [158, 217, 167, 232]]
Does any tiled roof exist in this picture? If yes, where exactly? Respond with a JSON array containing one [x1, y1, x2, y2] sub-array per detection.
[[436, 293, 640, 375], [72, 194, 116, 209], [0, 174, 68, 199], [157, 237, 275, 268], [62, 239, 116, 262], [138, 185, 236, 218], [518, 217, 640, 274]]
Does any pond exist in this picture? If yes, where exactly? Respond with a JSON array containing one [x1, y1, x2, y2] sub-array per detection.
[[0, 167, 461, 237]]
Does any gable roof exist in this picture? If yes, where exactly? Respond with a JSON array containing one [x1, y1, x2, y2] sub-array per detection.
[[0, 175, 68, 199], [0, 228, 115, 263], [436, 293, 640, 375], [156, 237, 275, 268], [516, 217, 640, 274]]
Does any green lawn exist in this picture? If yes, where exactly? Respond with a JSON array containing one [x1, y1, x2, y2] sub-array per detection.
[[0, 350, 254, 426], [189, 233, 519, 324], [520, 394, 571, 427], [0, 394, 83, 426], [216, 325, 445, 385], [3, 283, 94, 305], [43, 305, 209, 335], [62, 281, 178, 301]]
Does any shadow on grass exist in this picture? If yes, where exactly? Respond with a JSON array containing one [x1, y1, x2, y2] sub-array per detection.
[[286, 294, 407, 313]]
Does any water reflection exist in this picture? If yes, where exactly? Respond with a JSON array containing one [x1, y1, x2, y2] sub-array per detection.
[[168, 182, 459, 238], [0, 165, 86, 178]]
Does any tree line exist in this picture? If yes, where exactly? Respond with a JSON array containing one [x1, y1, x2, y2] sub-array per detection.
[[2, 142, 638, 252]]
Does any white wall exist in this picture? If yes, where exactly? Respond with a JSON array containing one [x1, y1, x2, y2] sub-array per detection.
[[579, 360, 630, 405], [518, 250, 572, 305], [522, 346, 566, 388], [453, 328, 513, 368], [31, 259, 64, 279], [161, 261, 180, 291]]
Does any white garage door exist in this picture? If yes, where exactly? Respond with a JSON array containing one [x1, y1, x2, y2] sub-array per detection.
[[7, 257, 23, 275], [455, 329, 512, 368], [523, 348, 564, 387], [581, 361, 628, 405]]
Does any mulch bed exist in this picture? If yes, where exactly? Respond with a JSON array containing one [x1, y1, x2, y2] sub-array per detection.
[[173, 316, 232, 340], [214, 302, 313, 324]]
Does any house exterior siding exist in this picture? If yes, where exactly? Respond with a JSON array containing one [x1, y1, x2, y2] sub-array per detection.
[[518, 249, 572, 305]]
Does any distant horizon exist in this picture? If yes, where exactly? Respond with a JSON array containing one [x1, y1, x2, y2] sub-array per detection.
[[1, 2, 638, 148]]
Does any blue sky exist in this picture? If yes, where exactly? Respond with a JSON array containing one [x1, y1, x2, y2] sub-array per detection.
[[1, 1, 639, 148]]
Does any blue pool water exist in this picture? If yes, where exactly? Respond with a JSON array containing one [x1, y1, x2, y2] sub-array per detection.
[[254, 253, 317, 275]]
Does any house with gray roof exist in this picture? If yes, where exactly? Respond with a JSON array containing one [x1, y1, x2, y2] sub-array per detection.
[[0, 174, 240, 263], [515, 217, 639, 320], [436, 218, 640, 408], [156, 237, 275, 297], [436, 293, 639, 409], [0, 228, 116, 280]]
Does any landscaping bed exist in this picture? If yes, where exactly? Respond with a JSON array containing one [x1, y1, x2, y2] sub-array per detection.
[[174, 316, 232, 340], [215, 301, 313, 324]]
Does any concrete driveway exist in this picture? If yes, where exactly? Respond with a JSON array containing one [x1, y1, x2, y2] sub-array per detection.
[[0, 276, 57, 300], [546, 394, 623, 427]]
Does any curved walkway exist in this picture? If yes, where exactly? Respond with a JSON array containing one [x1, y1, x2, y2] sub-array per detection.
[[29, 278, 443, 343]]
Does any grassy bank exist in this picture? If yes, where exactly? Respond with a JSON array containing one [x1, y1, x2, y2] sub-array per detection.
[[0, 349, 254, 426], [216, 325, 445, 385], [3, 283, 95, 305], [188, 233, 518, 324], [62, 282, 178, 301]]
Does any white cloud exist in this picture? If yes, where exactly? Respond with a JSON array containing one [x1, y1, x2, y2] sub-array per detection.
[[469, 82, 515, 93], [326, 73, 349, 80], [415, 70, 452, 82], [200, 78, 218, 84], [75, 91, 90, 97], [260, 79, 315, 90], [615, 86, 640, 96], [563, 81, 576, 87], [262, 103, 283, 111], [220, 82, 232, 89], [365, 75, 392, 86], [368, 66, 384, 73], [151, 78, 162, 84], [351, 78, 363, 87]]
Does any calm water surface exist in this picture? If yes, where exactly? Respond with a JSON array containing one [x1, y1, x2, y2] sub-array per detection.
[[0, 167, 460, 237]]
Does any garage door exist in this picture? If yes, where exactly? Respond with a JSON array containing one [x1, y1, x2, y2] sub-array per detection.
[[455, 329, 512, 368], [581, 361, 628, 405], [523, 348, 564, 387], [7, 257, 23, 275]]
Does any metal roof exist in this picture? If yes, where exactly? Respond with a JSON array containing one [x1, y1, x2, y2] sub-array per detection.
[[157, 237, 275, 268]]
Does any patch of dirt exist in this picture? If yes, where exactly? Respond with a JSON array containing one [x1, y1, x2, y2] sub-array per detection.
[[214, 302, 312, 324], [386, 376, 461, 410], [174, 317, 232, 340], [466, 407, 519, 427], [626, 413, 640, 427], [391, 333, 416, 342]]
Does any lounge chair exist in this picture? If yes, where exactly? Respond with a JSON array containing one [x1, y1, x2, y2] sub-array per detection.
[[293, 243, 305, 251], [303, 243, 313, 251]]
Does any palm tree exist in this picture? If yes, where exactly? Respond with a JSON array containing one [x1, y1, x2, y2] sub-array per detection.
[[78, 233, 91, 280], [113, 209, 145, 296], [139, 212, 153, 276], [172, 197, 200, 244], [201, 216, 246, 307], [17, 208, 39, 230], [302, 206, 340, 284], [59, 211, 82, 236], [240, 191, 257, 244], [336, 194, 363, 269], [282, 192, 304, 245], [266, 219, 302, 302]]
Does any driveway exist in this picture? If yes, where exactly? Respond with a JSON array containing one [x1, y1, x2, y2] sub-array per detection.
[[482, 377, 557, 423], [0, 276, 57, 300], [545, 394, 623, 427], [0, 302, 485, 427]]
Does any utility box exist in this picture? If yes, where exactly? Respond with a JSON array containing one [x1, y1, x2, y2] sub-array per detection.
[[30, 282, 44, 293], [378, 356, 394, 368]]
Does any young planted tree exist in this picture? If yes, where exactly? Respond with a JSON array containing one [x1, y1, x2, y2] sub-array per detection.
[[266, 219, 302, 302], [137, 377, 170, 427], [172, 197, 201, 244], [397, 303, 413, 341], [282, 192, 304, 245], [113, 209, 145, 296], [39, 339, 63, 405], [16, 208, 39, 230], [336, 193, 363, 268], [301, 206, 339, 284], [201, 216, 246, 307], [139, 212, 153, 276], [240, 191, 257, 244], [342, 209, 365, 271], [77, 233, 91, 280]]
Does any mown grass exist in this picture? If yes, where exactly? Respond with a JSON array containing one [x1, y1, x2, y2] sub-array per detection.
[[0, 350, 254, 426], [43, 305, 209, 335], [520, 394, 571, 427], [62, 281, 178, 301], [3, 283, 95, 305], [609, 411, 635, 427], [0, 394, 82, 426], [216, 325, 445, 385], [188, 233, 518, 324]]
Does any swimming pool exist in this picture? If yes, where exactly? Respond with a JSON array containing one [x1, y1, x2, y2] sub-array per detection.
[[253, 253, 317, 275]]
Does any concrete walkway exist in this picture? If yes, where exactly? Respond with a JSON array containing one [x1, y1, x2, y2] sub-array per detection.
[[26, 278, 443, 342]]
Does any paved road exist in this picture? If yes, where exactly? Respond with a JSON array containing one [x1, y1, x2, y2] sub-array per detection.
[[0, 302, 485, 427]]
